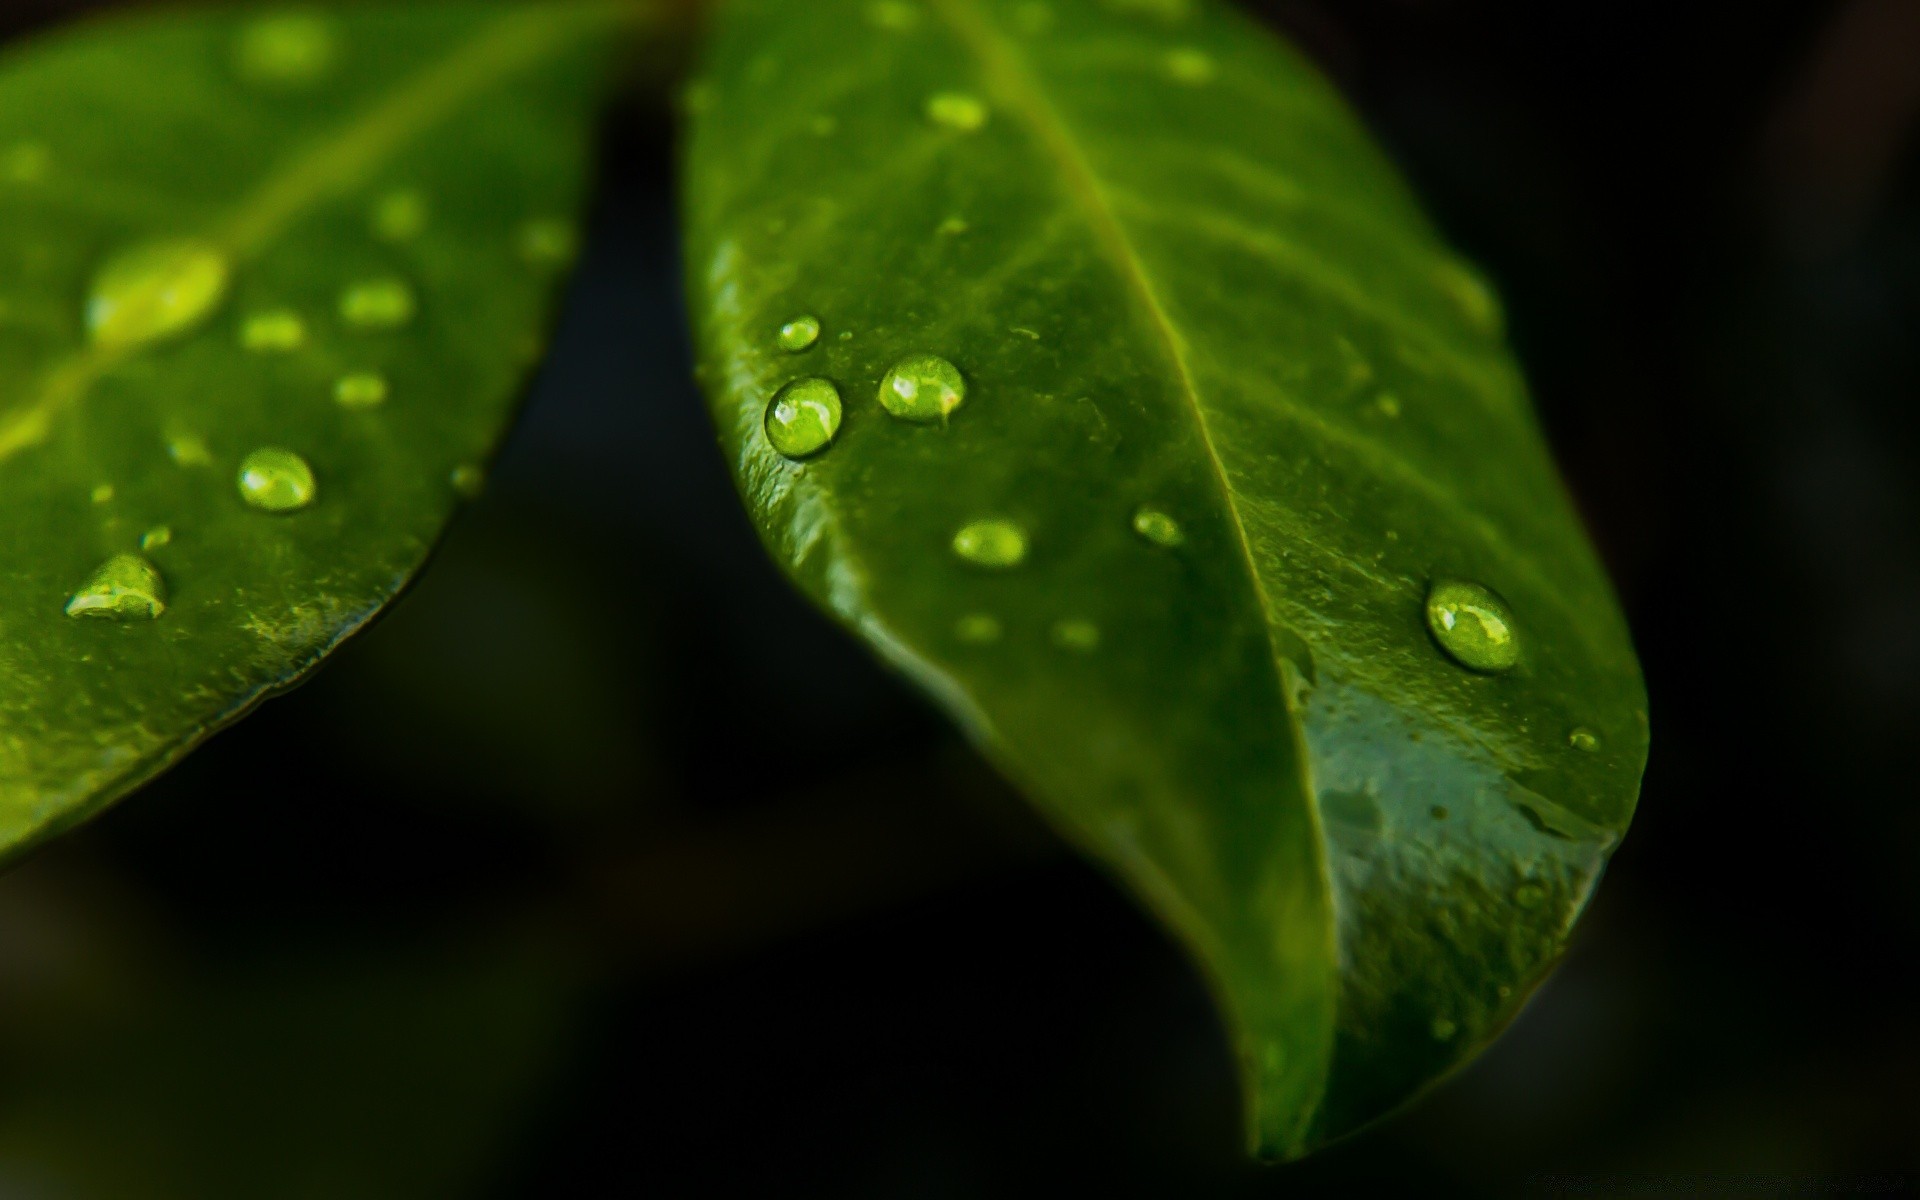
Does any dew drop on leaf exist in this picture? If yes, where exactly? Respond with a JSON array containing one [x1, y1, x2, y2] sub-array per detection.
[[139, 525, 172, 551], [879, 353, 966, 422], [333, 371, 389, 409], [937, 216, 970, 237], [764, 377, 842, 460], [1568, 727, 1601, 753], [87, 238, 230, 349], [517, 217, 579, 266], [1429, 1016, 1458, 1041], [951, 519, 1027, 569], [233, 11, 339, 89], [339, 277, 416, 329], [1424, 579, 1521, 674], [450, 464, 486, 498], [167, 435, 212, 467], [240, 308, 306, 353], [1131, 506, 1184, 547], [90, 484, 113, 505], [955, 613, 1003, 644], [64, 553, 166, 620], [777, 315, 821, 352], [1375, 393, 1402, 419], [371, 189, 429, 242], [236, 447, 316, 513], [926, 91, 989, 132], [1052, 619, 1102, 652], [1165, 48, 1216, 85]]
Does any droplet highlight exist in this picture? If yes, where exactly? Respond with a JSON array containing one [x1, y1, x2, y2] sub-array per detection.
[[1424, 579, 1521, 674], [236, 447, 316, 513], [240, 308, 306, 353], [140, 525, 172, 551], [333, 372, 389, 409], [764, 377, 843, 460], [879, 354, 966, 422], [951, 519, 1026, 569], [87, 239, 231, 349], [777, 315, 821, 352], [339, 278, 416, 329], [926, 92, 989, 132], [65, 554, 166, 620], [1131, 507, 1184, 547]]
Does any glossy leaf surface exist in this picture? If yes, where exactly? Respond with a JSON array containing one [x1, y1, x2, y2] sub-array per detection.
[[0, 2, 639, 859], [683, 0, 1648, 1158]]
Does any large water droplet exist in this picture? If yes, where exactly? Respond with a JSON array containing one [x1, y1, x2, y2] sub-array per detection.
[[777, 315, 821, 352], [879, 354, 966, 422], [371, 189, 428, 241], [1052, 619, 1101, 652], [339, 277, 416, 329], [764, 377, 842, 460], [234, 11, 338, 89], [240, 308, 306, 353], [955, 613, 1003, 645], [87, 239, 230, 349], [952, 519, 1026, 569], [65, 553, 166, 620], [237, 447, 316, 513], [333, 372, 389, 409], [1425, 579, 1521, 673], [518, 218, 579, 267], [1132, 506, 1184, 547], [1165, 47, 1216, 85], [926, 92, 989, 131], [1568, 727, 1601, 753]]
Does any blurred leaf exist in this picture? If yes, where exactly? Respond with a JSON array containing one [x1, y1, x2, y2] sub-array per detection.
[[0, 1, 649, 860], [683, 0, 1647, 1159]]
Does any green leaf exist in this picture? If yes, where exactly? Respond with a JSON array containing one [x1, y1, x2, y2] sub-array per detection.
[[0, 2, 645, 859], [682, 0, 1648, 1159]]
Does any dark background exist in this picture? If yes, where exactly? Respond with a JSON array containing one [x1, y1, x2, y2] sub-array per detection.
[[1, 1, 1916, 1196]]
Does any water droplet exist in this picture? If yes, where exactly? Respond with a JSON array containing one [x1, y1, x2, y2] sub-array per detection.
[[1429, 805, 1450, 820], [764, 377, 842, 460], [879, 354, 966, 422], [1568, 727, 1601, 753], [371, 189, 428, 241], [937, 216, 970, 237], [1165, 47, 1216, 85], [334, 371, 389, 409], [90, 484, 113, 505], [168, 435, 212, 467], [1496, 985, 1513, 1000], [140, 525, 172, 551], [236, 447, 316, 513], [1435, 260, 1503, 336], [866, 1, 921, 31], [1375, 393, 1402, 419], [87, 239, 230, 349], [951, 519, 1027, 569], [777, 315, 821, 352], [1513, 883, 1547, 909], [1425, 579, 1521, 673], [339, 278, 415, 329], [450, 464, 486, 498], [955, 613, 1002, 644], [66, 553, 166, 620], [1430, 1016, 1458, 1041], [1052, 619, 1101, 652], [240, 308, 306, 353], [518, 218, 579, 266], [1131, 506, 1184, 547], [2, 141, 50, 185], [234, 11, 338, 89], [926, 92, 989, 131]]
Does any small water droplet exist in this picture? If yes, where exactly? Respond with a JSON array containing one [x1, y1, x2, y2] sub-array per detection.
[[140, 525, 172, 551], [168, 435, 212, 467], [237, 447, 316, 513], [1425, 579, 1521, 673], [1568, 727, 1601, 753], [66, 553, 166, 620], [518, 218, 579, 266], [1513, 883, 1547, 909], [234, 11, 338, 89], [1430, 1016, 1458, 1041], [879, 354, 966, 422], [952, 519, 1027, 569], [371, 189, 428, 241], [450, 463, 486, 498], [955, 613, 1002, 644], [777, 315, 821, 352], [339, 278, 415, 329], [333, 371, 389, 409], [1429, 805, 1450, 820], [1131, 506, 1184, 547], [937, 216, 970, 237], [90, 483, 113, 505], [240, 308, 306, 353], [1375, 393, 1402, 419], [87, 239, 230, 349], [866, 1, 921, 31], [926, 92, 989, 131], [764, 377, 842, 460], [1165, 47, 1216, 85], [1051, 619, 1101, 652], [1496, 985, 1513, 1000], [2, 141, 50, 185]]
